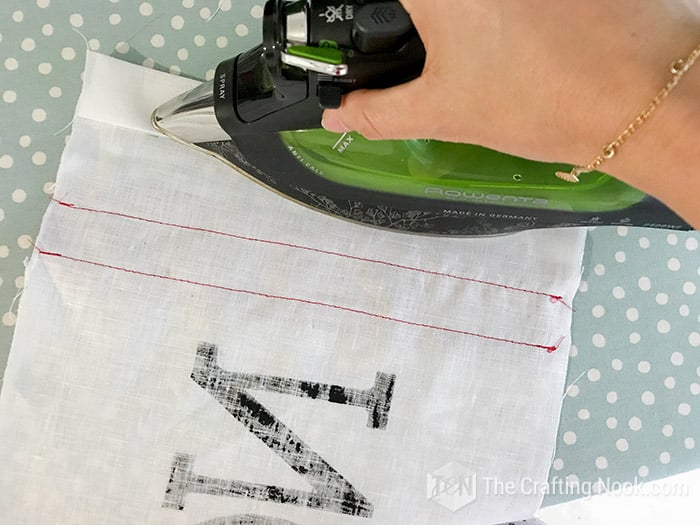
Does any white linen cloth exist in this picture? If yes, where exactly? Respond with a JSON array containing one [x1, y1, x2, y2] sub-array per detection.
[[0, 52, 586, 525]]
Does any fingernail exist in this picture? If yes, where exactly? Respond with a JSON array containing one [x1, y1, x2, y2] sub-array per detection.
[[321, 112, 351, 133]]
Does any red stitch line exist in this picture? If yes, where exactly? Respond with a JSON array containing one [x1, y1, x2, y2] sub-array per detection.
[[51, 198, 571, 309], [34, 247, 562, 353]]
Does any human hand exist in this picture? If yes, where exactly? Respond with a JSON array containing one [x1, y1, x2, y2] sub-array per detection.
[[322, 1, 700, 227]]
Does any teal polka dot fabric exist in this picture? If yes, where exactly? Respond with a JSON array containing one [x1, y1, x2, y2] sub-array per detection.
[[547, 226, 699, 504], [1, 0, 698, 505]]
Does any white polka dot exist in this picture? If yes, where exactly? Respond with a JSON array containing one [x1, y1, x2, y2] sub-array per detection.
[[12, 189, 27, 203], [563, 431, 577, 445], [115, 41, 129, 53], [657, 320, 671, 334], [666, 233, 678, 246], [611, 358, 623, 371], [142, 57, 155, 68], [578, 280, 588, 293], [0, 246, 9, 258], [5, 57, 19, 71], [251, 4, 264, 18], [49, 86, 62, 98], [626, 308, 639, 322], [21, 37, 36, 51], [205, 69, 215, 81], [662, 424, 674, 437], [667, 257, 681, 271], [606, 391, 617, 404], [217, 36, 229, 48], [569, 344, 578, 358], [629, 332, 641, 344], [169, 65, 181, 75], [0, 209, 4, 222], [682, 281, 696, 295], [38, 62, 52, 74], [235, 24, 249, 37], [690, 332, 700, 347], [565, 474, 580, 488], [637, 361, 651, 373], [2, 312, 16, 327], [641, 391, 655, 405], [201, 7, 212, 19], [659, 451, 671, 464], [552, 458, 564, 471], [0, 155, 14, 169], [19, 136, 31, 147], [13, 10, 24, 22], [43, 182, 55, 194], [655, 292, 668, 305], [110, 13, 122, 25], [628, 416, 642, 431], [638, 276, 651, 291], [592, 333, 606, 348], [566, 384, 579, 397], [150, 34, 165, 48], [670, 351, 684, 366], [15, 276, 24, 289], [591, 305, 605, 318], [182, 0, 194, 7], [42, 23, 54, 36], [664, 376, 676, 389], [594, 264, 606, 276], [678, 403, 691, 416], [32, 151, 47, 166], [2, 90, 17, 103], [61, 47, 76, 60], [194, 34, 206, 46], [69, 13, 84, 27], [595, 456, 608, 469], [685, 437, 696, 450], [89, 39, 100, 51], [638, 465, 649, 477], [679, 304, 690, 317], [587, 368, 601, 382], [639, 236, 650, 249], [139, 2, 154, 16], [616, 438, 629, 452], [612, 286, 625, 299], [616, 226, 629, 237], [17, 235, 33, 249], [171, 15, 185, 30], [220, 0, 232, 11], [32, 108, 47, 122], [690, 383, 700, 395], [614, 251, 626, 263], [686, 237, 698, 251], [37, 0, 50, 8], [177, 48, 189, 61], [578, 409, 590, 420]]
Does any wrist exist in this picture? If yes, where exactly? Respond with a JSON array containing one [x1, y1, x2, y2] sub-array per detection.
[[604, 49, 700, 227]]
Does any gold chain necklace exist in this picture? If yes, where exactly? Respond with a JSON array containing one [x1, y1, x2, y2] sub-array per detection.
[[556, 40, 700, 183]]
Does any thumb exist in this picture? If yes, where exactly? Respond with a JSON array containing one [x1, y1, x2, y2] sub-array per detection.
[[321, 78, 431, 140]]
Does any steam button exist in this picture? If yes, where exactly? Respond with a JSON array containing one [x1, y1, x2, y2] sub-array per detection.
[[317, 84, 343, 109]]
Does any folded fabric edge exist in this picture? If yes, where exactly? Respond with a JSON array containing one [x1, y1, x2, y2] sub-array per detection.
[[75, 51, 201, 136]]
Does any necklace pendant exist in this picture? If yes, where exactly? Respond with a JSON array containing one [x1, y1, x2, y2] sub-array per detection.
[[555, 167, 583, 183]]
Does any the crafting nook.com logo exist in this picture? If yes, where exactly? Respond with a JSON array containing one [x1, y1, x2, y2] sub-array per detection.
[[426, 462, 478, 512]]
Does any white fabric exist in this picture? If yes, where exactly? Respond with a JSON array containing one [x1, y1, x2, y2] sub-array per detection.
[[0, 52, 586, 525]]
